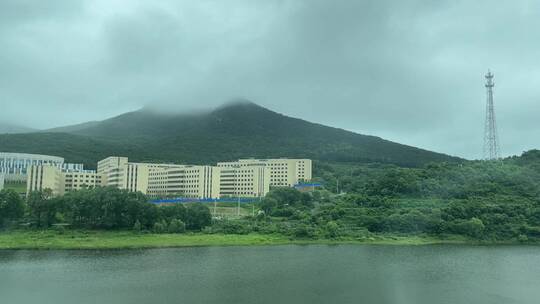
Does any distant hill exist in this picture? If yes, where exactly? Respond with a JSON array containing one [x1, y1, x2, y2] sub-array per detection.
[[46, 120, 102, 134], [0, 122, 35, 134], [0, 101, 462, 168]]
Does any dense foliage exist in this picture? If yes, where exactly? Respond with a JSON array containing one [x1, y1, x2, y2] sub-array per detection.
[[5, 187, 211, 233], [208, 151, 540, 242], [0, 189, 25, 227], [314, 152, 540, 199], [1, 150, 540, 243]]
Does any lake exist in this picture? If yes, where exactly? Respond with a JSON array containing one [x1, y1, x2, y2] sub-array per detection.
[[1, 245, 539, 304]]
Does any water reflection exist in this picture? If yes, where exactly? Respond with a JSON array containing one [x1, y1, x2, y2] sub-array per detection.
[[1, 245, 539, 304]]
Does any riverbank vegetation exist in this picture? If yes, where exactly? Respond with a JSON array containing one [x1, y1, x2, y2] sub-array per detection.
[[0, 230, 464, 250], [1, 150, 540, 248]]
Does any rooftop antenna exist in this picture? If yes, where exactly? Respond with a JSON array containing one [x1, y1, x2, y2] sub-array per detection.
[[483, 70, 501, 160]]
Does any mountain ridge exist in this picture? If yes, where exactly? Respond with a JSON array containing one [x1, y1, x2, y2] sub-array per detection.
[[0, 122, 35, 134], [0, 102, 462, 168]]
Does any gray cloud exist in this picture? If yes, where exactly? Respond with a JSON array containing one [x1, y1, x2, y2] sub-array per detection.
[[0, 0, 539, 159]]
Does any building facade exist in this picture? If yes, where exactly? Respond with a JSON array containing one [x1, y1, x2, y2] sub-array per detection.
[[217, 158, 312, 187], [25, 156, 312, 199], [27, 165, 64, 196], [64, 171, 104, 192], [97, 157, 150, 193], [27, 165, 102, 196], [0, 152, 65, 182], [219, 165, 270, 198], [97, 156, 128, 189], [147, 165, 221, 199]]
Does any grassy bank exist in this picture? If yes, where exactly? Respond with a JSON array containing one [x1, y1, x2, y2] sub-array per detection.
[[0, 230, 488, 250]]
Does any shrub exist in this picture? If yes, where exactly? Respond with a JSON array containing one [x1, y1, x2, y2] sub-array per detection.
[[518, 234, 528, 243], [153, 222, 166, 234], [168, 219, 186, 233], [211, 220, 251, 234], [445, 217, 485, 238], [133, 220, 142, 232], [325, 221, 340, 238], [54, 225, 66, 235], [293, 224, 316, 239]]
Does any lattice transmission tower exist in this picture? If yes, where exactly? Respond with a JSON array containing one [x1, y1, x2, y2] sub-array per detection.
[[483, 70, 500, 160]]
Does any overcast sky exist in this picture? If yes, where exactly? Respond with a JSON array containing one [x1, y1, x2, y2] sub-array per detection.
[[1, 0, 539, 159]]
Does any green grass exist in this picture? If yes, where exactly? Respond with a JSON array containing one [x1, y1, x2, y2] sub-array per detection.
[[0, 231, 288, 250], [0, 230, 483, 250], [3, 182, 27, 194]]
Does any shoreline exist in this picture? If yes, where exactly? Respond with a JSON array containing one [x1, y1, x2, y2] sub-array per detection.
[[0, 230, 535, 250]]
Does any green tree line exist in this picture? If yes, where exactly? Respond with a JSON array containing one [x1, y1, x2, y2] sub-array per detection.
[[2, 150, 540, 243], [1, 187, 211, 233]]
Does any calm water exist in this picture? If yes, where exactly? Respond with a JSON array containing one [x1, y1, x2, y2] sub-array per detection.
[[1, 245, 539, 304]]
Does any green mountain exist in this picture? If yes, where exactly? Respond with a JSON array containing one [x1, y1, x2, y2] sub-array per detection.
[[0, 101, 462, 168]]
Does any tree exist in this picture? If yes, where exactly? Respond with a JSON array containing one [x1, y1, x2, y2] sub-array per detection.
[[260, 197, 278, 214], [159, 204, 187, 223], [293, 224, 316, 238], [0, 189, 25, 227], [445, 217, 485, 238], [325, 221, 340, 238], [168, 219, 186, 233], [461, 217, 485, 238], [185, 204, 211, 230], [153, 221, 166, 233], [261, 188, 313, 216], [26, 189, 58, 228], [60, 187, 153, 229], [133, 220, 142, 232]]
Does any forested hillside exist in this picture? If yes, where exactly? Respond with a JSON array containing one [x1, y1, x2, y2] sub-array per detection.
[[2, 150, 539, 243], [0, 101, 461, 168]]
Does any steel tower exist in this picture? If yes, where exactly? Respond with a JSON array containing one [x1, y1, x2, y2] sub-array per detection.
[[483, 70, 500, 160]]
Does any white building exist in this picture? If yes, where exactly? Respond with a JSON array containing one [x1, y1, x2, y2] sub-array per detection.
[[1, 152, 64, 181], [147, 164, 221, 199], [97, 157, 150, 193], [217, 158, 312, 187], [0, 152, 84, 182], [0, 174, 4, 191], [27, 165, 64, 196], [64, 171, 104, 192], [26, 156, 312, 199], [219, 164, 270, 198], [27, 164, 102, 196]]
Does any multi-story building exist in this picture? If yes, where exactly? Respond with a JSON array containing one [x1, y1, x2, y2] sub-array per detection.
[[1, 152, 65, 182], [98, 157, 224, 199], [26, 156, 312, 199], [27, 165, 102, 196], [97, 157, 150, 193], [0, 152, 86, 183], [147, 165, 221, 198], [97, 156, 128, 188], [27, 165, 64, 196], [64, 171, 104, 192], [219, 165, 270, 198], [217, 158, 312, 187], [0, 174, 5, 191]]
